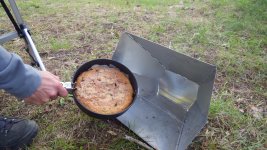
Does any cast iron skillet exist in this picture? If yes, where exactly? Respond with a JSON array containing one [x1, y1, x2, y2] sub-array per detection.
[[70, 59, 138, 119]]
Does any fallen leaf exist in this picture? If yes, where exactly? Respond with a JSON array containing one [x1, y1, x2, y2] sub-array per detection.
[[239, 108, 244, 113], [249, 105, 263, 119], [107, 130, 117, 136], [226, 131, 230, 136]]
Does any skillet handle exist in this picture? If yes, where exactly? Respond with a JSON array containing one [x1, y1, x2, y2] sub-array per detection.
[[61, 82, 74, 93]]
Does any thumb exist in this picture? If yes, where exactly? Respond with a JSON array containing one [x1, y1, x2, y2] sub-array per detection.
[[58, 84, 68, 97]]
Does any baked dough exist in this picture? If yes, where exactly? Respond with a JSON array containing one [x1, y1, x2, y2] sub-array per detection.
[[75, 65, 134, 115]]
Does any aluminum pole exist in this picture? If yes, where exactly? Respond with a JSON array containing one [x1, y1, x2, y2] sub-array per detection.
[[8, 0, 24, 25], [22, 28, 46, 71]]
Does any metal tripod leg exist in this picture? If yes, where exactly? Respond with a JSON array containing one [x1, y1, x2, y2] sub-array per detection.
[[0, 0, 46, 71], [0, 31, 18, 44], [7, 0, 24, 25], [0, 0, 23, 44]]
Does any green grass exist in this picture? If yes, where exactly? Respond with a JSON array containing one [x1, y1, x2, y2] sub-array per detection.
[[89, 0, 178, 8], [208, 98, 266, 149], [49, 38, 71, 52], [0, 0, 266, 149]]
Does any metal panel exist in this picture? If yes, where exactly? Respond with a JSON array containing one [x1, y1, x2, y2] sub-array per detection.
[[114, 33, 216, 150]]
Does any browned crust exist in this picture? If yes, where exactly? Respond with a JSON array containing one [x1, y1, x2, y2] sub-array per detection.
[[75, 65, 134, 115]]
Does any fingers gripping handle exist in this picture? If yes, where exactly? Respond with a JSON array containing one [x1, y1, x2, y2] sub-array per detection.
[[61, 82, 75, 93]]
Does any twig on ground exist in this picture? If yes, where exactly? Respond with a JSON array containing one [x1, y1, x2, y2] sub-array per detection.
[[123, 135, 154, 150]]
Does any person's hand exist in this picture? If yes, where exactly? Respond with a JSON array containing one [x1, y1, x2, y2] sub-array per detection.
[[24, 71, 68, 105]]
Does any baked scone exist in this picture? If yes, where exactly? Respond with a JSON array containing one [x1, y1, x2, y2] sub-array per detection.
[[75, 65, 134, 115]]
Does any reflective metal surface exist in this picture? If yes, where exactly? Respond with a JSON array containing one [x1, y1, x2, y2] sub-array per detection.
[[113, 33, 216, 150]]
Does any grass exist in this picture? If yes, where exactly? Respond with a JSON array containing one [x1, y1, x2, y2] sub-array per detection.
[[0, 0, 266, 149]]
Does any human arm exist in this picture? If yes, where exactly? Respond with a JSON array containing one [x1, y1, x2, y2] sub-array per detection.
[[0, 45, 67, 104]]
